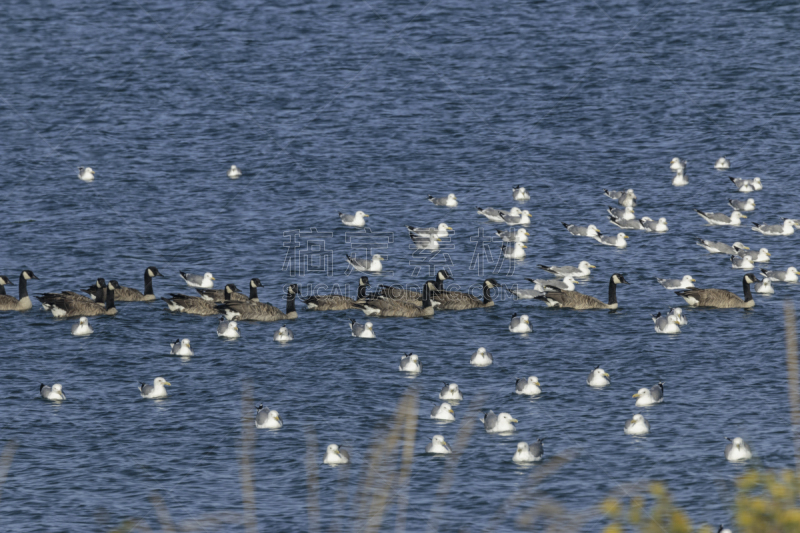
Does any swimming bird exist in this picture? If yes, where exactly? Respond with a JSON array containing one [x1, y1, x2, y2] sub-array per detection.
[[604, 188, 637, 207], [738, 247, 771, 263], [217, 318, 240, 338], [356, 281, 435, 317], [0, 270, 38, 312], [652, 312, 680, 334], [164, 284, 240, 316], [505, 283, 544, 300], [139, 377, 170, 399], [587, 367, 610, 388], [115, 267, 163, 302], [77, 167, 95, 181], [624, 414, 650, 435], [349, 319, 375, 338], [513, 439, 543, 462], [509, 313, 531, 333], [302, 276, 370, 310], [273, 325, 293, 342], [502, 242, 527, 259], [432, 278, 500, 311], [696, 239, 748, 255], [481, 410, 518, 433], [718, 526, 733, 533], [715, 157, 730, 170], [439, 383, 463, 401], [170, 338, 193, 356], [695, 210, 746, 226], [730, 176, 762, 192], [198, 277, 261, 303], [39, 280, 120, 317], [82, 278, 108, 302], [593, 233, 629, 248], [430, 402, 455, 421], [0, 275, 12, 296], [375, 270, 451, 306], [496, 228, 529, 243], [725, 437, 752, 461], [535, 273, 629, 310], [609, 216, 645, 230], [180, 272, 215, 288], [656, 275, 695, 290], [752, 218, 799, 236], [672, 167, 689, 187], [528, 275, 578, 292], [428, 193, 458, 207], [345, 254, 384, 273], [71, 317, 93, 336], [754, 277, 774, 294], [477, 206, 518, 223], [323, 444, 350, 465], [633, 383, 664, 406], [608, 206, 636, 220], [562, 222, 602, 237], [227, 165, 242, 179], [676, 274, 757, 308], [40, 383, 66, 401], [515, 376, 541, 396], [425, 435, 452, 454], [218, 284, 301, 321], [406, 223, 452, 239], [409, 231, 440, 250], [339, 210, 369, 227], [255, 404, 283, 429], [642, 217, 668, 232], [399, 353, 422, 373], [512, 185, 530, 201], [470, 347, 493, 366], [668, 307, 688, 325], [730, 255, 754, 270], [728, 198, 755, 212], [538, 261, 596, 278], [501, 209, 532, 225], [760, 266, 798, 282], [670, 157, 686, 172]]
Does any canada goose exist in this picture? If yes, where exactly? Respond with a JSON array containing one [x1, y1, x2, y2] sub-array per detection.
[[633, 382, 664, 406], [355, 281, 435, 317], [725, 437, 752, 461], [496, 227, 529, 243], [696, 209, 746, 226], [512, 185, 530, 201], [753, 277, 774, 294], [501, 241, 527, 259], [430, 402, 455, 421], [83, 278, 108, 302], [608, 206, 636, 220], [670, 157, 686, 172], [477, 206, 518, 223], [470, 347, 493, 366], [217, 317, 240, 338], [375, 270, 450, 304], [197, 277, 261, 303], [228, 165, 241, 179], [428, 193, 457, 207], [730, 254, 754, 270], [339, 210, 369, 227], [139, 377, 170, 399], [609, 215, 645, 230], [656, 275, 695, 290], [668, 307, 687, 325], [604, 188, 637, 207], [71, 317, 93, 336], [528, 275, 578, 292], [587, 367, 610, 388], [432, 278, 499, 310], [40, 383, 66, 400], [675, 274, 757, 308], [406, 223, 452, 239], [760, 266, 798, 282], [695, 239, 748, 255], [624, 414, 650, 435], [515, 376, 541, 396], [672, 167, 689, 187], [255, 404, 283, 429], [481, 410, 517, 433], [715, 157, 730, 170], [562, 222, 602, 237], [730, 176, 762, 192], [738, 247, 770, 263], [114, 267, 163, 302], [535, 273, 629, 310], [398, 353, 422, 372], [538, 261, 596, 278], [728, 198, 755, 211], [513, 439, 543, 462], [302, 276, 369, 311], [346, 254, 384, 272], [652, 312, 680, 334], [500, 209, 531, 225], [170, 338, 193, 356], [0, 270, 38, 311], [425, 435, 452, 454], [642, 217, 668, 232], [508, 313, 532, 333], [752, 218, 799, 236], [349, 319, 375, 338], [217, 284, 300, 322], [323, 444, 350, 465], [38, 280, 119, 317], [439, 383, 463, 401], [77, 167, 95, 181], [180, 271, 215, 288], [0, 275, 13, 296], [273, 325, 293, 342], [163, 284, 240, 315]]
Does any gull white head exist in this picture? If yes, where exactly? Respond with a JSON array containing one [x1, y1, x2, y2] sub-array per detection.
[[499, 413, 519, 425], [588, 366, 610, 387], [155, 377, 171, 387], [204, 272, 215, 282], [79, 317, 88, 326], [52, 384, 63, 393], [355, 210, 369, 218], [578, 261, 596, 270], [447, 193, 456, 201], [324, 443, 350, 464]]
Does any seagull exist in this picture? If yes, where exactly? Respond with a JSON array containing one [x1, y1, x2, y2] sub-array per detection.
[[594, 233, 629, 248], [227, 165, 242, 179], [439, 383, 463, 401], [430, 402, 455, 421], [652, 312, 680, 334], [170, 338, 193, 356], [495, 228, 530, 243], [738, 247, 771, 263], [670, 157, 686, 172], [428, 194, 458, 207], [139, 377, 170, 399], [71, 316, 93, 336], [481, 410, 518, 433], [255, 404, 283, 429], [180, 272, 215, 288], [730, 176, 762, 192], [725, 437, 752, 461], [641, 217, 668, 232], [587, 366, 610, 388], [632, 382, 664, 406], [509, 313, 531, 333], [528, 275, 578, 292], [470, 347, 493, 367], [656, 275, 695, 290], [515, 376, 541, 396], [425, 435, 452, 454], [609, 216, 645, 230], [695, 209, 747, 226], [501, 209, 532, 226], [512, 439, 544, 463], [760, 266, 798, 282], [40, 383, 66, 401], [217, 318, 240, 338], [607, 206, 636, 220], [624, 414, 650, 435], [730, 254, 754, 270], [346, 254, 385, 272], [339, 211, 369, 227], [406, 223, 452, 239], [399, 353, 422, 373], [715, 157, 731, 170], [78, 167, 95, 182], [728, 198, 755, 212], [672, 167, 689, 187], [537, 261, 596, 278], [752, 218, 799, 236], [349, 319, 375, 338], [512, 185, 530, 201], [502, 242, 527, 259], [477, 207, 518, 223], [696, 239, 749, 255], [754, 277, 774, 294], [273, 325, 293, 342], [604, 188, 637, 207], [562, 222, 602, 237], [323, 444, 350, 465], [668, 307, 687, 325]]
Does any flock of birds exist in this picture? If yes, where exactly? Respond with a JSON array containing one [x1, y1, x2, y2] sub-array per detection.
[[4, 159, 794, 482]]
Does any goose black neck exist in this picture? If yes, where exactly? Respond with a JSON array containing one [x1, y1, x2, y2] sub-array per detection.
[[144, 271, 154, 296], [224, 288, 234, 301], [422, 285, 432, 309], [286, 291, 296, 314], [434, 277, 445, 290], [357, 284, 367, 300], [483, 282, 493, 303], [18, 273, 28, 299], [743, 277, 753, 302], [249, 285, 259, 300], [0, 285, 5, 296], [608, 278, 618, 305], [105, 288, 116, 310]]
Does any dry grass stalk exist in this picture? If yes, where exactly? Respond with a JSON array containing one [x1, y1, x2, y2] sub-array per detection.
[[786, 302, 800, 474], [240, 382, 258, 533]]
